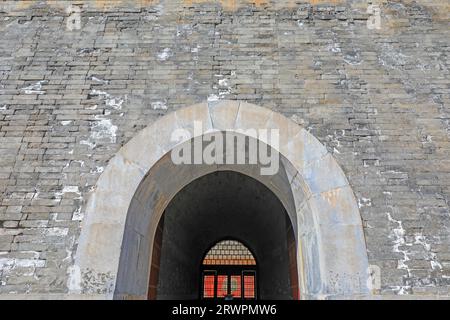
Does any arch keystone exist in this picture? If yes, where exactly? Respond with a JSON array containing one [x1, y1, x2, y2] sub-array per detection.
[[208, 100, 240, 130]]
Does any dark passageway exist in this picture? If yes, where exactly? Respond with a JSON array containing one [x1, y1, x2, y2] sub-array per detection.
[[149, 171, 298, 300]]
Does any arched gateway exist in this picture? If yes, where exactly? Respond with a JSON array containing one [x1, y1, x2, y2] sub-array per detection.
[[70, 100, 371, 299]]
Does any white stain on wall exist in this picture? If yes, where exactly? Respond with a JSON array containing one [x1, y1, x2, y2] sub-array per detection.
[[0, 251, 45, 286], [66, 5, 81, 31], [80, 117, 118, 149], [90, 89, 124, 110], [367, 4, 381, 30], [55, 186, 84, 221], [21, 80, 47, 95], [386, 212, 411, 294], [151, 101, 167, 110], [157, 48, 172, 61]]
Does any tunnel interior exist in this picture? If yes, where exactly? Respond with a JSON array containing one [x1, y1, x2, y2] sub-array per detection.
[[148, 170, 298, 300]]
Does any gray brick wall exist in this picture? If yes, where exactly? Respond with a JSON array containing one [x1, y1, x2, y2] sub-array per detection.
[[0, 0, 449, 297]]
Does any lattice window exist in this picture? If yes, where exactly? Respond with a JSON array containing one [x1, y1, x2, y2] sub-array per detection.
[[243, 274, 255, 299], [203, 274, 215, 298], [203, 240, 256, 265]]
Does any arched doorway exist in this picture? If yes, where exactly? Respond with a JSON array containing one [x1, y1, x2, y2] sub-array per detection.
[[201, 240, 257, 300], [146, 171, 299, 300], [71, 101, 371, 299]]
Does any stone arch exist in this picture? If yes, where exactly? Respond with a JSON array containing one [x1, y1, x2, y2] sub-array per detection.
[[71, 100, 371, 299]]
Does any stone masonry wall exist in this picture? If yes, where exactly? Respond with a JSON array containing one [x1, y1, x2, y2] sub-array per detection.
[[0, 0, 449, 297]]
